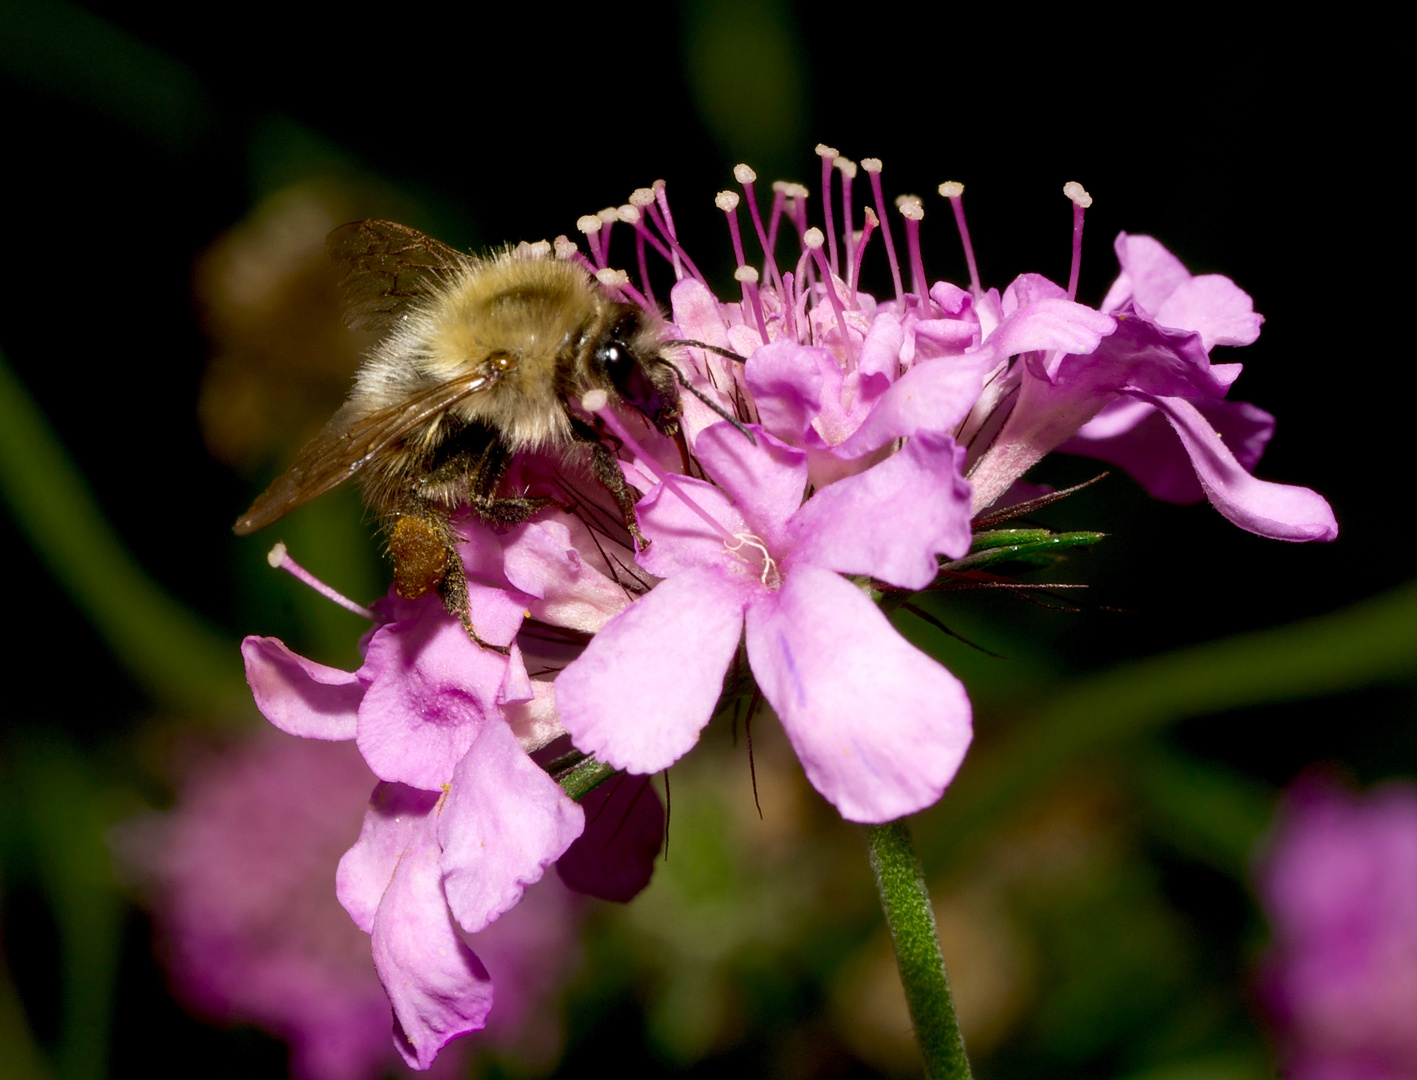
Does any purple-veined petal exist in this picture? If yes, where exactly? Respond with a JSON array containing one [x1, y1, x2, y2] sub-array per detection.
[[836, 354, 995, 459], [557, 772, 663, 902], [1062, 396, 1275, 503], [336, 783, 441, 935], [744, 566, 973, 823], [356, 596, 508, 790], [368, 809, 493, 1070], [556, 566, 748, 775], [1155, 274, 1264, 350], [242, 636, 361, 741], [438, 719, 584, 935], [694, 423, 809, 544], [1132, 391, 1338, 541], [788, 433, 973, 590]]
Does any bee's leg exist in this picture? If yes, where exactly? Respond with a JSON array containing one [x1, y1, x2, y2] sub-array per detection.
[[387, 507, 506, 653], [465, 439, 564, 524], [566, 417, 650, 547]]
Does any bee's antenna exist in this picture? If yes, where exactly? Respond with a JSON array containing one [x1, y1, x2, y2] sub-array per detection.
[[659, 361, 757, 445], [661, 339, 747, 363]]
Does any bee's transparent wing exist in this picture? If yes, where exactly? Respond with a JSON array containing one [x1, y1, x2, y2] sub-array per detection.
[[233, 373, 494, 535], [327, 219, 470, 332]]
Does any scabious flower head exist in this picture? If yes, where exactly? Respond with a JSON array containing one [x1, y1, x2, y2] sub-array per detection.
[[238, 153, 1337, 1069], [1255, 778, 1417, 1079]]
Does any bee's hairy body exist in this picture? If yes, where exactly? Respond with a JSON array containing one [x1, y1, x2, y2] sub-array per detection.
[[233, 221, 684, 645]]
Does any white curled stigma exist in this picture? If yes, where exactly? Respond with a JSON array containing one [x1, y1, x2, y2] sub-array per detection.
[[724, 532, 781, 587]]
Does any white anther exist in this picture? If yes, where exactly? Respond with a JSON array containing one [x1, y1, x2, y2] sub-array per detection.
[[1064, 181, 1093, 208], [513, 239, 551, 259], [734, 163, 757, 183], [772, 180, 791, 192], [596, 268, 629, 287], [617, 204, 641, 223], [553, 235, 578, 260], [734, 265, 760, 283], [629, 187, 656, 206], [815, 143, 838, 159], [580, 389, 609, 412], [835, 156, 858, 178], [861, 157, 883, 173], [267, 542, 288, 568], [896, 195, 924, 219], [652, 179, 666, 191], [598, 206, 618, 222], [938, 180, 965, 198], [803, 227, 825, 249], [783, 182, 809, 199], [863, 206, 879, 226], [576, 214, 602, 234], [715, 190, 740, 212]]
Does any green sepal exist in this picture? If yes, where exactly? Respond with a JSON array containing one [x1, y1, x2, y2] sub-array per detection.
[[945, 528, 1106, 572], [554, 754, 617, 801]]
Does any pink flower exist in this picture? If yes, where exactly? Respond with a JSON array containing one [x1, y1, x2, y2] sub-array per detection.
[[1256, 779, 1417, 1079], [114, 731, 582, 1080]]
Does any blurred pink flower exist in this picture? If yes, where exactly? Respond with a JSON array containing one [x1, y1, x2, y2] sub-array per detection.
[[116, 730, 583, 1080], [1255, 778, 1417, 1079]]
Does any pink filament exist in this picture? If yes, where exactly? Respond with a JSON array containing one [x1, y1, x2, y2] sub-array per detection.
[[947, 194, 981, 297], [849, 213, 877, 303], [867, 169, 904, 303], [635, 229, 656, 307], [272, 547, 375, 620], [742, 277, 769, 344], [820, 153, 840, 277], [841, 170, 856, 279], [1067, 201, 1086, 302], [903, 214, 927, 300], [808, 245, 855, 364], [740, 177, 784, 296]]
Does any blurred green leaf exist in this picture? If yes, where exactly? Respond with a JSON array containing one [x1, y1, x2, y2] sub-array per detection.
[[0, 964, 54, 1080], [0, 0, 212, 152], [1112, 1049, 1272, 1080], [0, 346, 242, 712], [1131, 751, 1276, 878]]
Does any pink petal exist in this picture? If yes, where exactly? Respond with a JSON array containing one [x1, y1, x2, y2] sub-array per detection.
[[368, 808, 493, 1069], [985, 297, 1117, 363], [504, 679, 565, 753], [1135, 392, 1338, 541], [557, 773, 663, 902], [357, 596, 508, 789], [1103, 232, 1192, 315], [742, 339, 829, 445], [438, 719, 584, 935], [694, 423, 809, 543], [501, 519, 629, 634], [1154, 273, 1264, 350], [744, 566, 973, 823], [555, 566, 748, 774], [242, 636, 361, 741], [1062, 397, 1275, 503], [635, 475, 749, 580], [788, 433, 973, 590], [836, 354, 995, 459], [336, 783, 441, 935]]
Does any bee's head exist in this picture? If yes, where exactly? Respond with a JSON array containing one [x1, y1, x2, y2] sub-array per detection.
[[593, 308, 681, 436]]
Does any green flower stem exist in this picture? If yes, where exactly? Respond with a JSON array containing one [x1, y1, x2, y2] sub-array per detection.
[[865, 819, 973, 1080]]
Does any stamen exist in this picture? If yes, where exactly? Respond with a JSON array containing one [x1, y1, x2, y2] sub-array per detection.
[[735, 163, 784, 297], [896, 195, 928, 300], [861, 158, 904, 303], [937, 181, 981, 297], [804, 227, 855, 363], [767, 181, 790, 256], [716, 189, 749, 271], [816, 143, 841, 276], [513, 239, 552, 260], [576, 213, 605, 268], [641, 190, 708, 287], [619, 204, 657, 307], [597, 206, 618, 265], [652, 179, 686, 280], [779, 269, 798, 341], [595, 267, 652, 311], [736, 265, 769, 343], [267, 542, 375, 620], [849, 205, 878, 303], [580, 391, 736, 545], [1063, 180, 1092, 302], [836, 156, 858, 279]]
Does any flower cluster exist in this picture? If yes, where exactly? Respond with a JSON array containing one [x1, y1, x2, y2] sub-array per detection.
[[1256, 779, 1417, 1078], [242, 146, 1335, 1069]]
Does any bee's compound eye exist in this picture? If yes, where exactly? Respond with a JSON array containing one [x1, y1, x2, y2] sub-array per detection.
[[598, 340, 634, 381]]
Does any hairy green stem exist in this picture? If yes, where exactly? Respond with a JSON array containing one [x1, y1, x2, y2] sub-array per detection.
[[865, 820, 972, 1079]]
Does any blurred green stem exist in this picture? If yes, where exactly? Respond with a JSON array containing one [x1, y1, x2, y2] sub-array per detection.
[[0, 345, 240, 711], [865, 820, 972, 1080]]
